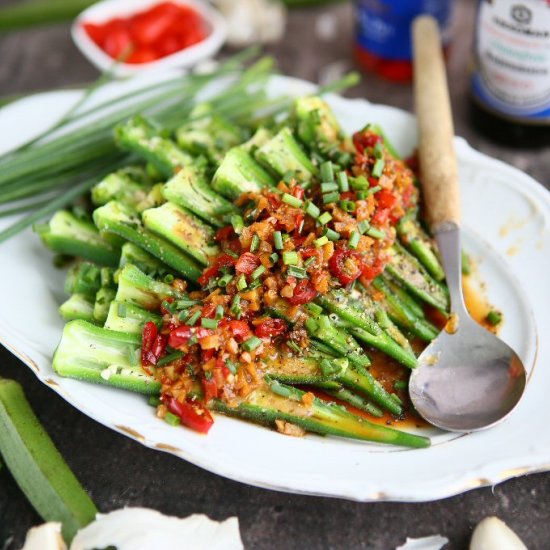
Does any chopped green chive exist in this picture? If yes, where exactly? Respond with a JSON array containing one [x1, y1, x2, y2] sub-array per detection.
[[358, 220, 370, 234], [236, 274, 247, 291], [156, 350, 184, 367], [366, 226, 385, 239], [324, 228, 341, 241], [348, 231, 360, 249], [338, 200, 356, 212], [269, 252, 279, 264], [317, 211, 332, 225], [225, 359, 238, 374], [273, 230, 283, 250], [201, 317, 219, 329], [186, 310, 201, 326], [250, 233, 260, 253], [304, 256, 316, 268], [163, 274, 174, 284], [314, 235, 329, 247], [215, 305, 224, 320], [283, 251, 299, 265], [251, 265, 266, 280], [117, 303, 127, 317], [217, 273, 233, 287], [248, 280, 262, 290], [373, 141, 384, 158], [282, 193, 303, 208], [350, 176, 369, 190], [243, 336, 262, 351], [321, 182, 338, 193], [367, 185, 381, 195], [356, 190, 367, 200], [286, 340, 302, 354], [305, 201, 320, 219], [230, 214, 244, 234], [176, 298, 199, 309], [372, 158, 385, 178], [178, 309, 190, 321], [230, 295, 242, 319], [287, 265, 307, 279], [337, 171, 349, 192], [323, 191, 340, 204], [164, 412, 181, 426], [320, 161, 334, 182], [390, 393, 403, 405], [394, 380, 407, 391], [486, 310, 502, 326], [226, 250, 239, 259]]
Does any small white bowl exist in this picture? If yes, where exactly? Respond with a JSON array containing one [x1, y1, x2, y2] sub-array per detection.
[[71, 0, 227, 77]]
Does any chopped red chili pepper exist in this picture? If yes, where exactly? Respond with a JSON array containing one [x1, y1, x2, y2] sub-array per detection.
[[288, 280, 318, 305], [375, 189, 397, 210], [361, 257, 386, 282], [292, 186, 305, 200], [164, 395, 214, 434], [202, 376, 218, 402], [141, 321, 158, 367], [235, 252, 260, 275], [229, 320, 251, 341], [168, 326, 193, 348], [329, 248, 362, 285], [353, 131, 382, 154], [255, 318, 288, 338], [198, 253, 236, 286], [371, 207, 390, 226]]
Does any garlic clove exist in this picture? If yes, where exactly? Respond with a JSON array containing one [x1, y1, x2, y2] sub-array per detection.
[[470, 516, 527, 550], [21, 522, 67, 550]]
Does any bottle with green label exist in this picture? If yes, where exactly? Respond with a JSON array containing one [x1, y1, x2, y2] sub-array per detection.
[[470, 0, 550, 146]]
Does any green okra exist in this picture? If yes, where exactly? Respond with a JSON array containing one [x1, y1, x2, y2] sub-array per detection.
[[35, 210, 120, 267], [114, 264, 185, 311], [59, 293, 96, 323], [254, 127, 317, 182], [212, 146, 275, 200], [386, 243, 450, 313], [104, 300, 162, 334], [53, 320, 160, 395], [212, 382, 429, 448], [114, 115, 195, 178], [0, 378, 97, 542], [93, 201, 202, 282], [162, 167, 238, 227], [142, 202, 218, 266]]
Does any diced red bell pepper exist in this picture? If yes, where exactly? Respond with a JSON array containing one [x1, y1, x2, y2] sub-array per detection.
[[375, 189, 397, 210]]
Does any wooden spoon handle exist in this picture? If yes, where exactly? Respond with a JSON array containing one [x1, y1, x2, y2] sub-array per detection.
[[412, 16, 460, 229]]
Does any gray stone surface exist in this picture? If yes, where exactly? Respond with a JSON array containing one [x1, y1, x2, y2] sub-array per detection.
[[1, 0, 549, 548]]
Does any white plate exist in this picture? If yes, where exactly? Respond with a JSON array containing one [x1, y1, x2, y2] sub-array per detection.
[[0, 75, 549, 502]]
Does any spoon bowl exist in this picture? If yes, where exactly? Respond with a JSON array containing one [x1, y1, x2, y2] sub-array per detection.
[[408, 17, 527, 432]]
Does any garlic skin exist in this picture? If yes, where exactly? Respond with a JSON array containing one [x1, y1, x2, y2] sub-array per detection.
[[212, 0, 287, 47], [70, 508, 243, 550], [470, 516, 527, 550], [21, 522, 66, 550]]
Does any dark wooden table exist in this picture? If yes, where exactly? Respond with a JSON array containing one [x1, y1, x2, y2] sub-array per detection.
[[1, 1, 549, 548]]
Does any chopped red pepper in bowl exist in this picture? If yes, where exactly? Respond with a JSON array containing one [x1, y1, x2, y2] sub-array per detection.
[[72, 0, 226, 75]]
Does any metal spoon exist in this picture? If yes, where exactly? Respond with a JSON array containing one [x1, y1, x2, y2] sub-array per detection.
[[408, 16, 527, 432]]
